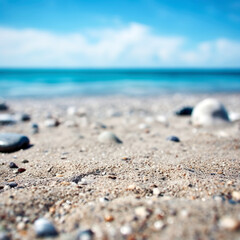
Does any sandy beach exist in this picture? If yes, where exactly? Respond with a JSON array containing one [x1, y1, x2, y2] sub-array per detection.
[[0, 94, 240, 240]]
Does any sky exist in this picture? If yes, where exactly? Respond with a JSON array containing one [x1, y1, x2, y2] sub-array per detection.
[[0, 0, 240, 68]]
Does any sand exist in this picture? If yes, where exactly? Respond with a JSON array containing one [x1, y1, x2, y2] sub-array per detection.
[[0, 94, 240, 240]]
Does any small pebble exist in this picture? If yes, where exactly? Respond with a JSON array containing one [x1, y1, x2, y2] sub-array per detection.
[[98, 131, 122, 144], [219, 216, 240, 231], [9, 162, 18, 168], [120, 225, 132, 235], [0, 102, 8, 111], [22, 159, 29, 163], [31, 123, 39, 134], [76, 229, 94, 240], [8, 182, 18, 188], [44, 119, 59, 128], [34, 218, 58, 237], [17, 168, 26, 173], [175, 106, 193, 116], [166, 136, 180, 142], [232, 191, 240, 201], [154, 220, 165, 230]]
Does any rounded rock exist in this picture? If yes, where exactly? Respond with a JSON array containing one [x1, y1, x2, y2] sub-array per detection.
[[34, 218, 58, 237], [9, 162, 18, 168], [166, 136, 180, 142], [0, 133, 30, 153], [98, 131, 122, 144], [175, 106, 193, 116], [191, 98, 230, 127], [76, 229, 94, 240]]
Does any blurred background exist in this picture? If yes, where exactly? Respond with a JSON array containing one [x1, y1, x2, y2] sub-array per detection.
[[0, 0, 240, 97]]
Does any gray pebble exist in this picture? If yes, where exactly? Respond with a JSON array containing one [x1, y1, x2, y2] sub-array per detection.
[[98, 131, 122, 144], [0, 133, 30, 153], [76, 229, 94, 240], [34, 218, 58, 237]]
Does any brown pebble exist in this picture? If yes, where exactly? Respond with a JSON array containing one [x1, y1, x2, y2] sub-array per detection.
[[104, 215, 114, 222], [18, 168, 26, 173]]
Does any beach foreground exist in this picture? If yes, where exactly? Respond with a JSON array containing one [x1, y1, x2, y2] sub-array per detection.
[[0, 94, 240, 240]]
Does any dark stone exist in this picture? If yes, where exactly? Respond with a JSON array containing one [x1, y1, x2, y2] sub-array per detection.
[[175, 106, 193, 116], [8, 182, 18, 188], [76, 229, 94, 240], [22, 159, 29, 163], [17, 168, 26, 173], [0, 133, 30, 153], [0, 103, 8, 111], [31, 123, 39, 134], [9, 162, 18, 168], [166, 136, 180, 142]]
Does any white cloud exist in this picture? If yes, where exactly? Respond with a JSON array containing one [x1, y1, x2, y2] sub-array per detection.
[[0, 23, 240, 67]]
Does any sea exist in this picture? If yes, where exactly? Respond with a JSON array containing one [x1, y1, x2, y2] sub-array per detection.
[[0, 69, 240, 98]]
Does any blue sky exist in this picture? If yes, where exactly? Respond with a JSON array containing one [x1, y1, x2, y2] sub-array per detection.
[[0, 0, 240, 67]]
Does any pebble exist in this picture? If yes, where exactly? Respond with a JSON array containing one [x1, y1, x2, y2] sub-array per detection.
[[166, 136, 180, 142], [98, 131, 122, 144], [34, 218, 58, 237], [31, 123, 39, 134], [22, 159, 29, 163], [9, 162, 18, 168], [76, 229, 94, 240], [156, 115, 168, 126], [219, 216, 240, 231], [232, 191, 240, 201], [0, 114, 16, 125], [44, 119, 59, 127], [135, 206, 150, 219], [0, 133, 30, 153], [8, 182, 18, 188], [120, 225, 132, 235], [175, 106, 193, 116], [154, 220, 165, 230], [191, 98, 230, 127], [0, 102, 8, 111], [17, 168, 26, 173]]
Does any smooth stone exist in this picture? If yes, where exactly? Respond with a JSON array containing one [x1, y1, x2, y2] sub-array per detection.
[[191, 98, 230, 127], [31, 123, 39, 134], [76, 229, 94, 240], [175, 106, 193, 116], [166, 136, 180, 142], [9, 162, 18, 168], [0, 133, 30, 153], [98, 131, 122, 144], [8, 182, 18, 188], [34, 218, 58, 237], [0, 114, 16, 125], [0, 102, 8, 111], [44, 119, 59, 128]]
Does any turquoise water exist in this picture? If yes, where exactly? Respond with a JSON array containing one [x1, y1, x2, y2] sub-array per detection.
[[0, 69, 240, 98]]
